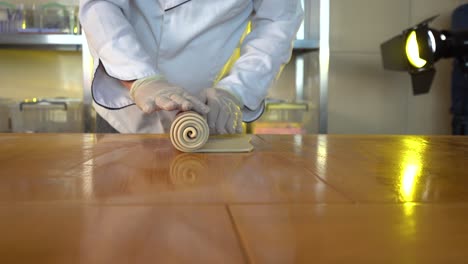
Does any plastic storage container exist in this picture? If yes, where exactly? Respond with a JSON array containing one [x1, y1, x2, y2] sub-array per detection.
[[14, 2, 79, 34], [10, 98, 83, 133], [0, 1, 21, 33], [39, 2, 70, 34], [17, 4, 41, 33]]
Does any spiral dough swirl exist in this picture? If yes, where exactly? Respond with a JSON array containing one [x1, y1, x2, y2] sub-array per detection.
[[170, 111, 210, 152]]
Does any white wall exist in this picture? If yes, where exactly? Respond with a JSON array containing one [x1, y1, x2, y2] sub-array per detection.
[[327, 0, 468, 134]]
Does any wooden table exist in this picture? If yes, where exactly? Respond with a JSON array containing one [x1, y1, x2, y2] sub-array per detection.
[[0, 134, 467, 263]]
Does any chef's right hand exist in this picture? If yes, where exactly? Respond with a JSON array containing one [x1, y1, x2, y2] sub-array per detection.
[[129, 75, 209, 115]]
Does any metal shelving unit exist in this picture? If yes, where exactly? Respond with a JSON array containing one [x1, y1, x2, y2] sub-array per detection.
[[293, 39, 319, 52], [0, 34, 83, 46], [0, 1, 330, 135], [0, 34, 84, 51], [0, 33, 94, 132], [289, 0, 329, 134]]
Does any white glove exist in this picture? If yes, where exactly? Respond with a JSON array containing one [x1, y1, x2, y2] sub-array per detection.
[[205, 88, 243, 134], [130, 76, 209, 115]]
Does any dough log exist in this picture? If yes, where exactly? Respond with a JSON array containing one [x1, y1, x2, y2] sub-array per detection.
[[170, 111, 254, 153], [170, 111, 210, 153]]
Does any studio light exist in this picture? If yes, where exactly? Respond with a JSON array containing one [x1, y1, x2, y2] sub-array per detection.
[[381, 15, 468, 95]]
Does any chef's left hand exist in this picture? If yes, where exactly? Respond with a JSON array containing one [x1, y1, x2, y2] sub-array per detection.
[[204, 88, 243, 134]]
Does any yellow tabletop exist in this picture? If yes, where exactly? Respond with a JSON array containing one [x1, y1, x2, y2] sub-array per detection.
[[0, 134, 467, 263]]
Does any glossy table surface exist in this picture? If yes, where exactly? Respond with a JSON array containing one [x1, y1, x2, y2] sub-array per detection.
[[1, 133, 467, 263]]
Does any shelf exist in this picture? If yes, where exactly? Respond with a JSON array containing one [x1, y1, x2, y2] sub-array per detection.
[[0, 34, 83, 50], [266, 102, 309, 111], [0, 34, 317, 52], [0, 34, 83, 45], [293, 39, 319, 52]]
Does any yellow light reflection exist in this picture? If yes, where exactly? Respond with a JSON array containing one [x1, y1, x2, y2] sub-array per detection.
[[402, 202, 417, 237], [399, 137, 427, 202], [401, 164, 419, 201], [403, 202, 416, 217], [406, 31, 427, 69]]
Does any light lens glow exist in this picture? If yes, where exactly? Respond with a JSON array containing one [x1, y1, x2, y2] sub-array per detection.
[[428, 30, 436, 53], [406, 31, 427, 69]]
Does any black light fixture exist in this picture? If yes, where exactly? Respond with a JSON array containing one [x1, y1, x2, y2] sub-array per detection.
[[381, 15, 468, 95]]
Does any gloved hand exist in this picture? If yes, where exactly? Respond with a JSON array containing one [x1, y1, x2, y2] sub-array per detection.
[[204, 88, 243, 134], [130, 76, 209, 115]]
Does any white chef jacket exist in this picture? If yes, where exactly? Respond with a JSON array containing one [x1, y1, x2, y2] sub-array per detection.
[[79, 0, 304, 133]]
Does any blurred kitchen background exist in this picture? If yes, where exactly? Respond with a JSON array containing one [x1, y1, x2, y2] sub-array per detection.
[[0, 0, 466, 134]]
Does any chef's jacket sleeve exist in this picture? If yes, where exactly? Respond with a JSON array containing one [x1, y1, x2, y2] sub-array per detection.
[[79, 0, 159, 81], [216, 0, 304, 122]]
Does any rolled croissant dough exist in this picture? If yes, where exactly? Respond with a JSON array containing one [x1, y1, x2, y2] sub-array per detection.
[[170, 111, 253, 153]]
